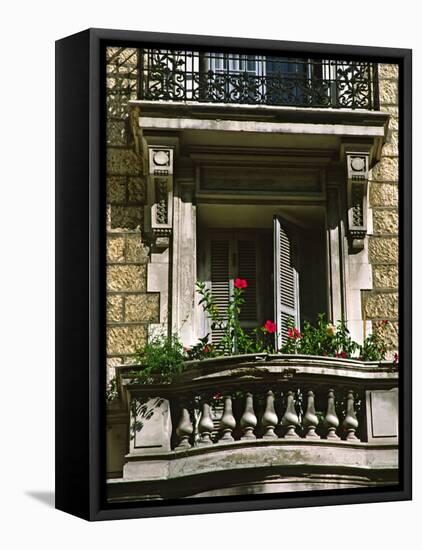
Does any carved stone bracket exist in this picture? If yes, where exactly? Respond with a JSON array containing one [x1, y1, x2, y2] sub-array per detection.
[[144, 146, 174, 250], [345, 152, 369, 252]]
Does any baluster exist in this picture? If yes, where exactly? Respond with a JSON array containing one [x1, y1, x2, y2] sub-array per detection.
[[219, 394, 236, 442], [281, 390, 300, 439], [262, 390, 278, 439], [324, 389, 340, 440], [175, 406, 193, 449], [198, 401, 214, 445], [343, 390, 360, 441], [240, 392, 257, 440], [303, 390, 320, 439]]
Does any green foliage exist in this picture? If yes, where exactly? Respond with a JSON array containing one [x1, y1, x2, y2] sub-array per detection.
[[106, 376, 118, 402], [360, 331, 388, 361], [119, 285, 391, 390], [133, 334, 187, 383], [280, 313, 386, 362], [195, 280, 276, 356]]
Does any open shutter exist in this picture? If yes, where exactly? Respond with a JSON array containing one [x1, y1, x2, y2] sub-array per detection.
[[210, 239, 230, 344], [273, 216, 300, 350]]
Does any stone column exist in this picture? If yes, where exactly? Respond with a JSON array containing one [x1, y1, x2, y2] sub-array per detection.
[[326, 185, 345, 323], [171, 179, 197, 346]]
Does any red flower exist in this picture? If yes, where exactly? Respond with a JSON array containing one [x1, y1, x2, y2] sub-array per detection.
[[263, 320, 277, 333], [203, 346, 210, 354], [234, 278, 247, 289], [335, 351, 348, 359], [287, 327, 301, 339], [382, 320, 389, 326], [393, 352, 399, 365], [213, 392, 222, 400]]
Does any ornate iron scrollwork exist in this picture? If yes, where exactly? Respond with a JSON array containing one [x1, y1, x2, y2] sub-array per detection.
[[139, 49, 379, 110]]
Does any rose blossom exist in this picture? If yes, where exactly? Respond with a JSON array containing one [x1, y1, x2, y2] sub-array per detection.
[[287, 327, 301, 339], [326, 323, 336, 337], [263, 320, 277, 333], [234, 278, 247, 289]]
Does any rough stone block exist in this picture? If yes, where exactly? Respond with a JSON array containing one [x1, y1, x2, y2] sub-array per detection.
[[107, 235, 125, 263], [370, 157, 398, 182], [107, 148, 143, 176], [128, 177, 146, 203], [110, 205, 143, 230], [107, 325, 147, 355], [369, 237, 399, 264], [382, 130, 399, 157], [125, 294, 160, 323], [107, 295, 124, 322], [107, 265, 146, 292], [378, 64, 399, 79], [369, 183, 398, 207], [107, 120, 127, 147], [107, 176, 126, 204], [125, 234, 149, 263], [373, 209, 399, 235], [106, 47, 138, 67], [364, 292, 398, 319], [373, 265, 399, 289], [372, 320, 399, 349], [380, 105, 399, 130], [379, 79, 398, 105]]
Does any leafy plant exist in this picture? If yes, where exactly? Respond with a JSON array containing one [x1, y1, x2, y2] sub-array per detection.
[[280, 313, 386, 361], [133, 333, 187, 383], [195, 279, 276, 356], [106, 376, 118, 402], [120, 282, 392, 390], [359, 331, 388, 361]]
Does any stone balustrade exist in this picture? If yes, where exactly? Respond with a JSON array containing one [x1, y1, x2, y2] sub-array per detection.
[[173, 386, 361, 448], [107, 354, 399, 501]]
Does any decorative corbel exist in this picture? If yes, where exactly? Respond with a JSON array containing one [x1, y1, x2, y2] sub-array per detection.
[[144, 146, 174, 250], [346, 152, 369, 252]]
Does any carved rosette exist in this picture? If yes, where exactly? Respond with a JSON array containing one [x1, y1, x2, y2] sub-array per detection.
[[145, 146, 174, 250], [346, 152, 369, 252]]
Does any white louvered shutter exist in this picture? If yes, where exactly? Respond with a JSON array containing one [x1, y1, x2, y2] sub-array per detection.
[[273, 216, 300, 350], [210, 239, 230, 345]]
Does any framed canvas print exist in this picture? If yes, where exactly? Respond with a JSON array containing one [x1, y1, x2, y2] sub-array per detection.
[[55, 28, 412, 521]]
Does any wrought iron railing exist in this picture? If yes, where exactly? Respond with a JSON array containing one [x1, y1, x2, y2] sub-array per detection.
[[137, 49, 379, 110]]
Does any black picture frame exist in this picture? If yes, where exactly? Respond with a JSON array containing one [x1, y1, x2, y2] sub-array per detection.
[[55, 28, 412, 521]]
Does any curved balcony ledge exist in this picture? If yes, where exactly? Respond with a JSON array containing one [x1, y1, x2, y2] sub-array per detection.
[[115, 354, 398, 399], [108, 439, 398, 501]]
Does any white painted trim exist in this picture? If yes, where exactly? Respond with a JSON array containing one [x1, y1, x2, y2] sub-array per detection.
[[138, 116, 386, 137], [130, 99, 388, 119]]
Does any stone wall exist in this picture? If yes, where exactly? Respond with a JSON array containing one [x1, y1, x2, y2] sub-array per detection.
[[364, 63, 399, 356], [106, 48, 159, 378]]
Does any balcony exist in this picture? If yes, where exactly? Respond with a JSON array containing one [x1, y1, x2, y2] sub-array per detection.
[[107, 355, 398, 502], [137, 49, 379, 110]]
